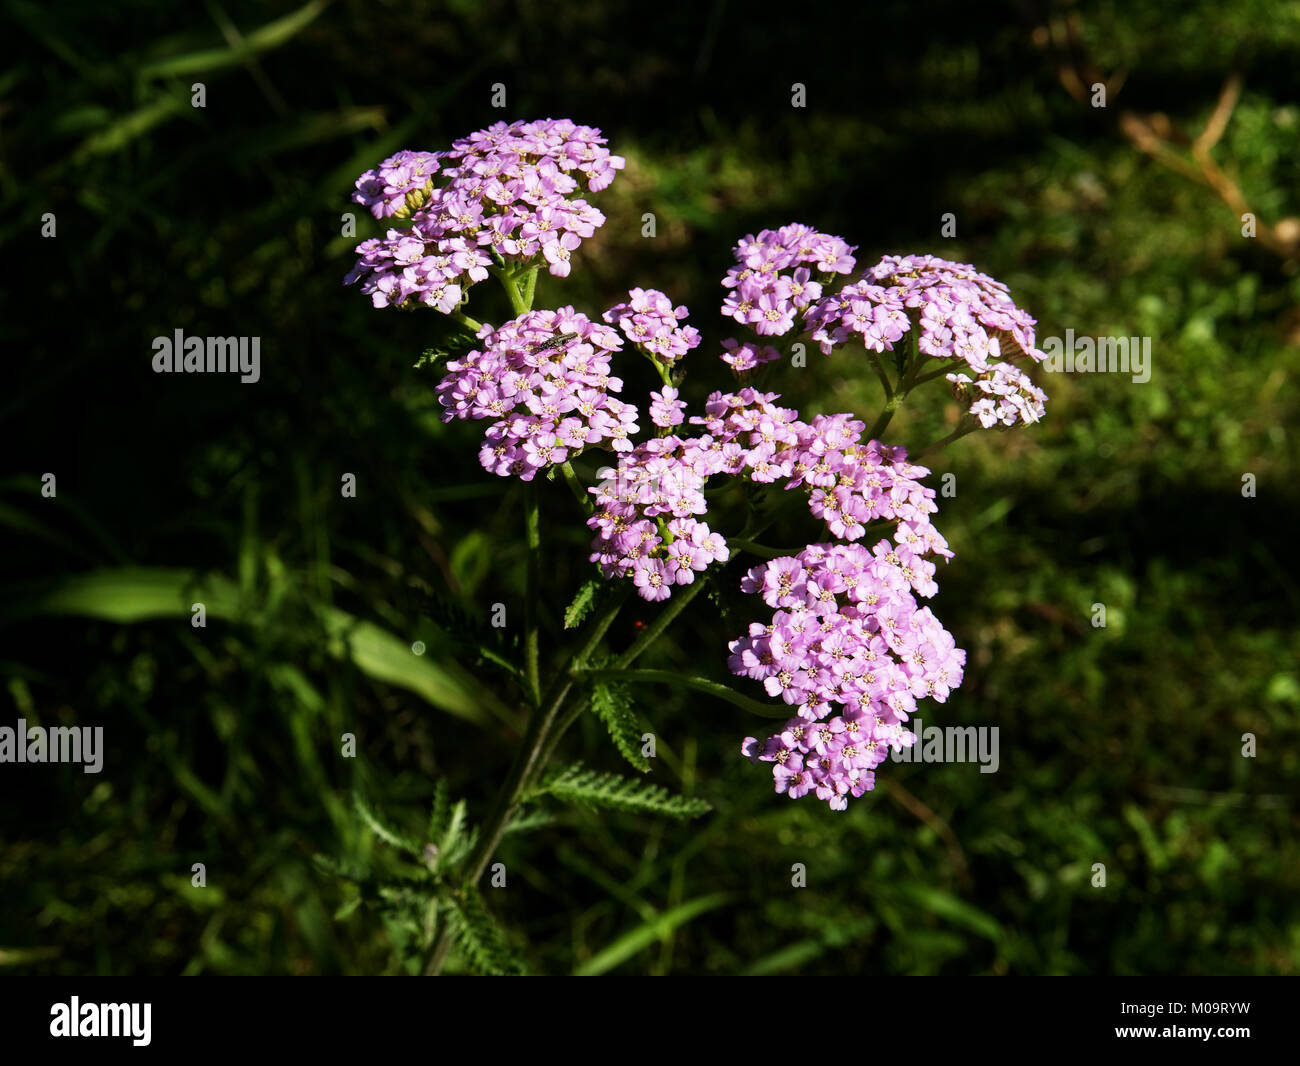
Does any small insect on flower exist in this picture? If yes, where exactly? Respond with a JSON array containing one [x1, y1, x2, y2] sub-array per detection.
[[536, 331, 580, 352]]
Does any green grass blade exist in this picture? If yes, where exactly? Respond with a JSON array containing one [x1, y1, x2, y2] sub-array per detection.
[[574, 893, 731, 976], [136, 0, 330, 79], [0, 568, 491, 725]]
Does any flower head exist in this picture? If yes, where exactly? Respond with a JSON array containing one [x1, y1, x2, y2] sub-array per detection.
[[721, 224, 854, 336], [648, 386, 686, 428], [720, 338, 782, 374], [730, 542, 965, 809], [347, 119, 626, 309], [802, 252, 1050, 428], [603, 288, 701, 363], [436, 307, 634, 481]]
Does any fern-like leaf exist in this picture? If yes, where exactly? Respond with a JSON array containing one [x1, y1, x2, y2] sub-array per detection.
[[446, 884, 526, 976], [354, 791, 424, 857], [589, 680, 651, 772], [427, 780, 451, 842], [502, 809, 557, 835], [563, 579, 601, 629], [535, 763, 711, 820]]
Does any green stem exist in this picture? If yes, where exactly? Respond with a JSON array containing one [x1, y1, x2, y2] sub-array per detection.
[[449, 310, 483, 333], [523, 483, 541, 707], [532, 572, 719, 779], [614, 573, 711, 669], [913, 421, 979, 458], [729, 536, 799, 559], [426, 507, 771, 974], [492, 266, 529, 316], [912, 362, 955, 388], [531, 696, 591, 776], [523, 504, 785, 823], [508, 588, 630, 810], [524, 587, 631, 795], [865, 343, 927, 441], [868, 351, 894, 401], [526, 584, 633, 778], [704, 478, 745, 500], [559, 461, 592, 514], [424, 588, 627, 976]]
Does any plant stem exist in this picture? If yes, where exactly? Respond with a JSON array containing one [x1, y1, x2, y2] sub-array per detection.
[[423, 588, 627, 975], [614, 572, 711, 669], [516, 515, 782, 872], [865, 342, 927, 441], [729, 536, 798, 559], [559, 460, 592, 514], [913, 421, 979, 458], [492, 266, 529, 316], [911, 362, 954, 387], [651, 357, 674, 388], [449, 310, 483, 333], [426, 515, 763, 974], [529, 559, 734, 779], [523, 483, 542, 707], [868, 351, 894, 401]]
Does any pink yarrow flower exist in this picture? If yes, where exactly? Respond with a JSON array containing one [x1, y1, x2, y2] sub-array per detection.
[[435, 307, 634, 481], [347, 119, 626, 308]]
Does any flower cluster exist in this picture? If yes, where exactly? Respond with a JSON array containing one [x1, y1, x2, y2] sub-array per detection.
[[947, 361, 1048, 428], [603, 288, 701, 363], [346, 119, 625, 309], [587, 386, 952, 607], [435, 307, 637, 481], [691, 390, 950, 553], [344, 232, 490, 311], [648, 386, 686, 428], [719, 337, 782, 374], [806, 253, 1044, 368], [734, 541, 965, 810], [721, 224, 856, 336], [352, 150, 442, 219], [587, 436, 730, 601], [345, 121, 1043, 817]]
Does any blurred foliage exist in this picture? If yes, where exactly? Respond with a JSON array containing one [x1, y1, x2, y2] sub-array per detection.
[[1, 0, 1297, 975]]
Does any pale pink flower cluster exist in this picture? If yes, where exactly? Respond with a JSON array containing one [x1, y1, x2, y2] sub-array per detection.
[[435, 308, 637, 481], [648, 387, 686, 428], [587, 387, 952, 607], [734, 541, 965, 810], [719, 338, 782, 374], [346, 119, 625, 309], [603, 288, 701, 364], [721, 224, 856, 336], [587, 435, 730, 601], [946, 362, 1047, 428], [690, 390, 950, 553], [342, 142, 1050, 811]]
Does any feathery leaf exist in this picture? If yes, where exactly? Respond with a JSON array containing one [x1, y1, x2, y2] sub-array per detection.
[[535, 763, 711, 820], [563, 578, 602, 629], [589, 680, 651, 772], [446, 884, 526, 976]]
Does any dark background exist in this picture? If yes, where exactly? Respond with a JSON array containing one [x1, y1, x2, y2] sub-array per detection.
[[1, 0, 1297, 975]]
